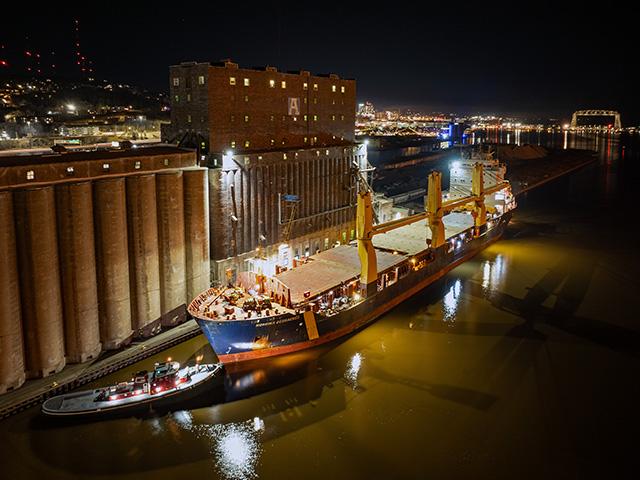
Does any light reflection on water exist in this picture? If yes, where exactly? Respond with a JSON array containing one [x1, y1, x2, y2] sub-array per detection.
[[188, 419, 263, 480], [481, 254, 505, 295], [344, 352, 363, 389], [442, 279, 462, 322]]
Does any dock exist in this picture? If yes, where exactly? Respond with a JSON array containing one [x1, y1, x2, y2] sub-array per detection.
[[0, 320, 201, 420]]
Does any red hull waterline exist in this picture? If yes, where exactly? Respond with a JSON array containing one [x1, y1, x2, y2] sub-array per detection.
[[216, 232, 505, 364]]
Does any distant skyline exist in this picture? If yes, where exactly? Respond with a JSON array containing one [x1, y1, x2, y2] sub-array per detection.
[[1, 2, 637, 123]]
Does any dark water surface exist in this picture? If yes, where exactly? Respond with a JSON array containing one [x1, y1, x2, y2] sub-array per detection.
[[1, 132, 639, 479]]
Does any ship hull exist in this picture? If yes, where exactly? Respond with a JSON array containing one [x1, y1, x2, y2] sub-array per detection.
[[197, 213, 511, 363]]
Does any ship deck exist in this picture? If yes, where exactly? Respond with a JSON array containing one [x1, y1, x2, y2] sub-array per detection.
[[274, 212, 475, 304], [190, 287, 294, 321], [275, 244, 406, 305], [372, 211, 474, 255]]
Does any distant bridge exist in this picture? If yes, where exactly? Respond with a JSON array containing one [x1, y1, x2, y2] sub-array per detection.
[[570, 110, 622, 129]]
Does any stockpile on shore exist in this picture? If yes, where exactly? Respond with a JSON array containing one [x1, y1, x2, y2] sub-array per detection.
[[372, 146, 596, 199], [505, 148, 597, 196]]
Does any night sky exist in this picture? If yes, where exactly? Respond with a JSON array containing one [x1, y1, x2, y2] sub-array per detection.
[[1, 2, 636, 123]]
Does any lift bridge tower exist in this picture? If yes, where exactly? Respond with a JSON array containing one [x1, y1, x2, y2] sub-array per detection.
[[570, 110, 622, 129]]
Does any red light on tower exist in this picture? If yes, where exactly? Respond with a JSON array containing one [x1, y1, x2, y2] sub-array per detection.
[[0, 60, 8, 67]]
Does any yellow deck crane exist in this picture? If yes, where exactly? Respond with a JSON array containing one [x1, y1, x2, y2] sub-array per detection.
[[356, 163, 509, 296]]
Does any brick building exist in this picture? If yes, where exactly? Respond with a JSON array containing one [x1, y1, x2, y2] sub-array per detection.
[[162, 60, 366, 282], [163, 59, 356, 154]]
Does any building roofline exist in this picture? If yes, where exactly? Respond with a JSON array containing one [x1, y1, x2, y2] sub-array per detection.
[[171, 60, 354, 81]]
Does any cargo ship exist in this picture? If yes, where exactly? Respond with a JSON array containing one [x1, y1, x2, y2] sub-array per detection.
[[188, 151, 515, 364], [41, 361, 223, 417]]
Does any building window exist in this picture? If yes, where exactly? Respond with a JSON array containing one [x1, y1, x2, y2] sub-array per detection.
[[231, 141, 236, 148], [187, 114, 192, 123], [174, 95, 179, 102], [229, 76, 236, 85], [303, 114, 307, 121], [186, 93, 191, 102], [269, 79, 275, 88], [66, 166, 74, 175], [303, 97, 307, 104], [281, 80, 286, 89], [164, 158, 170, 166], [172, 77, 180, 86], [341, 85, 345, 93], [102, 163, 110, 171], [244, 140, 250, 148], [331, 115, 335, 121], [303, 82, 308, 90], [26, 170, 35, 180], [270, 139, 275, 146], [313, 98, 317, 104], [134, 161, 141, 169], [313, 83, 318, 91], [341, 115, 345, 120], [270, 115, 275, 122], [244, 115, 249, 122], [313, 115, 318, 121], [304, 137, 308, 143], [244, 78, 250, 86], [332, 100, 335, 105], [282, 115, 286, 122], [198, 75, 205, 85], [244, 95, 249, 102], [231, 114, 235, 122], [331, 85, 336, 92], [283, 153, 287, 160]]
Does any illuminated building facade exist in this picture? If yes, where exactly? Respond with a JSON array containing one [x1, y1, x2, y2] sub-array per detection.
[[163, 59, 355, 154], [162, 60, 363, 282]]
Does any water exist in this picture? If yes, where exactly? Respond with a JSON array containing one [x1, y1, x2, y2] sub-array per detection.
[[1, 132, 639, 479]]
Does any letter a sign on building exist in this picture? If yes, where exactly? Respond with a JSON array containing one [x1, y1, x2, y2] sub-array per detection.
[[288, 97, 300, 116]]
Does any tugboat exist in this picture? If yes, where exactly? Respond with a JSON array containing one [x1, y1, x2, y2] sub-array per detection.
[[41, 361, 223, 418]]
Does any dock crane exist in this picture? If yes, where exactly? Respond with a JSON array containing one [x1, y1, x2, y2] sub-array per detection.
[[356, 163, 509, 296]]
